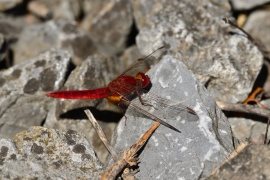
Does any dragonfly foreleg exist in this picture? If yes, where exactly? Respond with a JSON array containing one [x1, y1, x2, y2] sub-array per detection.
[[117, 101, 128, 125], [136, 90, 158, 110]]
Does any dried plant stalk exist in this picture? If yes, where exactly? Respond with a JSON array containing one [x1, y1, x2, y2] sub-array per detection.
[[101, 122, 160, 180], [84, 109, 119, 162]]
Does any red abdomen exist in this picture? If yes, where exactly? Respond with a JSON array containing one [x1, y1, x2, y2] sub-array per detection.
[[46, 88, 111, 100]]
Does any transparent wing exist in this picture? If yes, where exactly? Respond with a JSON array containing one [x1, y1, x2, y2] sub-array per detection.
[[120, 98, 182, 133], [136, 89, 198, 121], [113, 80, 197, 120], [117, 88, 198, 132], [117, 47, 165, 77]]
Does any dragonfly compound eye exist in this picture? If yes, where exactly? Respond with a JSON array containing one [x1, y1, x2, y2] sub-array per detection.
[[136, 72, 150, 88]]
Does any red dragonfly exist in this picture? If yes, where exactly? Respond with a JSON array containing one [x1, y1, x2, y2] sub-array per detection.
[[46, 47, 197, 132]]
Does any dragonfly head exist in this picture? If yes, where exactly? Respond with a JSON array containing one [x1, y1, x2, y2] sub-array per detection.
[[136, 72, 150, 88]]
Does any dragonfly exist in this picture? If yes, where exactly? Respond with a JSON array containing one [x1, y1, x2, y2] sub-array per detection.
[[46, 47, 197, 133]]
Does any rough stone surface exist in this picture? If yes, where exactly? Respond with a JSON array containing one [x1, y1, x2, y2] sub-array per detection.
[[119, 45, 143, 69], [229, 117, 269, 144], [0, 14, 28, 43], [82, 0, 133, 55], [111, 55, 235, 179], [230, 0, 270, 10], [31, 0, 81, 20], [0, 126, 103, 179], [0, 0, 22, 11], [208, 145, 270, 180], [0, 33, 7, 62], [0, 49, 70, 139], [228, 99, 270, 144], [44, 100, 119, 164], [244, 10, 270, 52], [0, 0, 266, 179], [133, 0, 263, 103], [13, 19, 97, 65]]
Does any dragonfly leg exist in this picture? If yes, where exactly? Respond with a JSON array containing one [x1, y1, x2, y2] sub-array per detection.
[[117, 102, 128, 125], [123, 114, 127, 125], [136, 90, 158, 110]]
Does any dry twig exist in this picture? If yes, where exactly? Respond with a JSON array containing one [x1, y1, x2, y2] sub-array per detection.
[[216, 101, 270, 118], [101, 122, 160, 180], [210, 139, 251, 175], [217, 101, 270, 144], [243, 87, 267, 108], [84, 109, 119, 161], [264, 118, 270, 144], [84, 109, 160, 180]]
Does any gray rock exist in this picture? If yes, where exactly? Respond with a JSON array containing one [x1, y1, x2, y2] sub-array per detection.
[[81, 0, 107, 19], [82, 0, 132, 55], [0, 14, 27, 43], [0, 33, 7, 62], [13, 19, 97, 65], [111, 55, 235, 179], [0, 0, 22, 11], [29, 0, 81, 20], [132, 0, 230, 30], [0, 124, 28, 140], [0, 126, 103, 179], [119, 45, 143, 69], [244, 10, 270, 52], [0, 49, 70, 139], [228, 99, 270, 144], [133, 0, 263, 103], [230, 0, 270, 10], [208, 145, 270, 179], [229, 117, 268, 144], [44, 100, 119, 164]]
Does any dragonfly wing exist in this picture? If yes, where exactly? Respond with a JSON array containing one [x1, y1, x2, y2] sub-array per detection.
[[117, 89, 198, 132], [120, 99, 181, 133], [112, 82, 198, 122], [120, 56, 158, 76], [134, 89, 198, 121], [118, 47, 165, 77]]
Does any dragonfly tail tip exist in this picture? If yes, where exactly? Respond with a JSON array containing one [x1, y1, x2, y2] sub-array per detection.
[[46, 93, 54, 97]]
